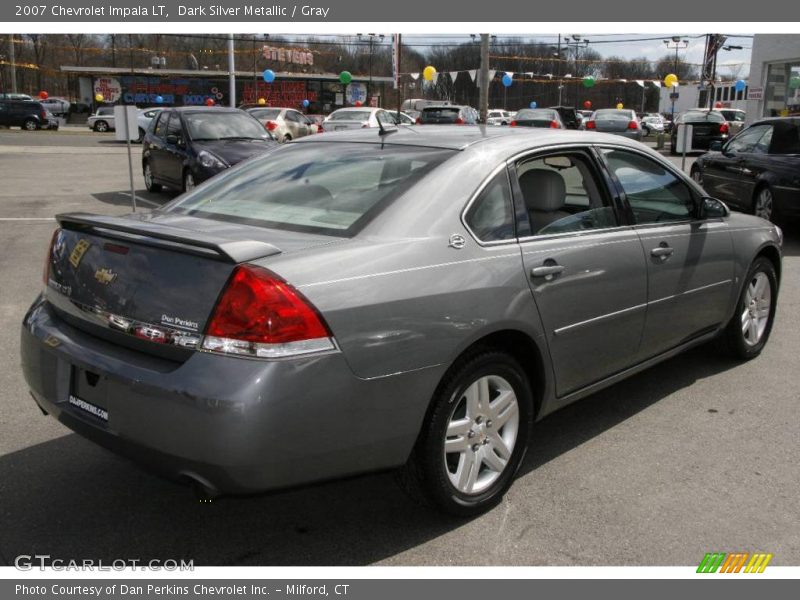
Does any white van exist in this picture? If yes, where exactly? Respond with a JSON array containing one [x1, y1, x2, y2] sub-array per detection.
[[401, 98, 451, 113]]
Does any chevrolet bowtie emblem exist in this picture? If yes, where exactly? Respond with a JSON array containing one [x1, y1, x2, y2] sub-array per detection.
[[94, 268, 118, 285]]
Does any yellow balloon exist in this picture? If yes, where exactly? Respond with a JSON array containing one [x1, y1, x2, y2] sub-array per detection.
[[94, 93, 104, 102], [616, 103, 624, 109], [664, 73, 678, 88], [258, 98, 266, 105], [423, 65, 437, 81]]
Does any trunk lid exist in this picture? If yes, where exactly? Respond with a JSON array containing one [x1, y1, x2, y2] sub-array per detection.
[[46, 212, 336, 358]]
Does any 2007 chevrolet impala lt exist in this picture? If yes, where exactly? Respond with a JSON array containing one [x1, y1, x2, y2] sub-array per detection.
[[21, 126, 782, 515]]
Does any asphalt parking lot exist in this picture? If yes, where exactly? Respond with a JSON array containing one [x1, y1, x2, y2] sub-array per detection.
[[0, 128, 797, 567]]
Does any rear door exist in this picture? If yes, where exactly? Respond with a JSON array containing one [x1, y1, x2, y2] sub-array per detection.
[[146, 110, 171, 181], [513, 148, 648, 397], [599, 146, 734, 359]]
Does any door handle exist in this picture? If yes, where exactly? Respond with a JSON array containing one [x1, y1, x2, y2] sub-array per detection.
[[531, 264, 565, 279], [650, 245, 674, 259]]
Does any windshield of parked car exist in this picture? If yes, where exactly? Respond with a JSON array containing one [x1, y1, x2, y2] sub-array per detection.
[[328, 110, 372, 121], [515, 109, 557, 120], [165, 143, 456, 236], [184, 111, 270, 141], [249, 108, 282, 120]]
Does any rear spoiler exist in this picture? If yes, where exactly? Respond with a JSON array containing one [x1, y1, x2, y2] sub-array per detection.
[[56, 212, 281, 263]]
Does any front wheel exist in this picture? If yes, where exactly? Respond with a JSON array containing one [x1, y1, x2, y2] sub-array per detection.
[[183, 170, 196, 193], [143, 161, 162, 193], [719, 257, 778, 360], [93, 120, 109, 132], [397, 351, 533, 516]]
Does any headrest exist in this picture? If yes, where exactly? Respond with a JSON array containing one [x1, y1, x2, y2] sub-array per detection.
[[518, 169, 567, 213]]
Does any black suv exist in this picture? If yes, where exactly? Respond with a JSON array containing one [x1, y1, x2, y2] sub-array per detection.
[[142, 107, 277, 193], [0, 99, 49, 130], [548, 106, 580, 129]]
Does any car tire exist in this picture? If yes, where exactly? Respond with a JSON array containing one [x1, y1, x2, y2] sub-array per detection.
[[719, 257, 778, 360], [753, 185, 777, 223], [669, 137, 677, 155], [282, 134, 292, 143], [22, 118, 39, 131], [94, 120, 109, 132], [143, 161, 162, 193], [642, 126, 650, 137], [396, 350, 533, 516], [183, 170, 196, 193]]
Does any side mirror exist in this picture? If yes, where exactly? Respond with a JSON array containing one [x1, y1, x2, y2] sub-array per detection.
[[700, 196, 730, 219], [166, 134, 179, 145], [709, 140, 723, 151]]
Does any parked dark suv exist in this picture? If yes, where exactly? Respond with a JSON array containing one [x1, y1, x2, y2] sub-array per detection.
[[0, 98, 49, 130], [548, 106, 580, 129], [142, 107, 277, 193]]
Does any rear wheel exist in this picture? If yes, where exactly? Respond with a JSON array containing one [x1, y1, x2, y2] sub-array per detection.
[[719, 257, 777, 360], [22, 118, 38, 131], [93, 120, 109, 132], [753, 185, 775, 222], [143, 161, 162, 193], [282, 134, 292, 143], [397, 351, 533, 516]]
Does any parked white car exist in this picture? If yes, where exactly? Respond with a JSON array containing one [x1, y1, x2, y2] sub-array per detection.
[[87, 106, 115, 132], [322, 107, 401, 131], [247, 107, 319, 142], [486, 109, 513, 126], [641, 115, 666, 136]]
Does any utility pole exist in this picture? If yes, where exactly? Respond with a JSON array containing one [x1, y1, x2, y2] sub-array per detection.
[[663, 37, 688, 119], [9, 34, 17, 94], [228, 33, 236, 107], [479, 33, 489, 123], [556, 34, 562, 106]]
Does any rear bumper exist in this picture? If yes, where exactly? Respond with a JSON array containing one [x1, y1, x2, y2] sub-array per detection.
[[21, 297, 441, 494]]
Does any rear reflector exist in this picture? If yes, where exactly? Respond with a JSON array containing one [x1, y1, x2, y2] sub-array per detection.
[[586, 120, 596, 130], [202, 264, 335, 359]]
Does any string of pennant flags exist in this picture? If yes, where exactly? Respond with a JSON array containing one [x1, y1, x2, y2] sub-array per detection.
[[403, 69, 699, 87]]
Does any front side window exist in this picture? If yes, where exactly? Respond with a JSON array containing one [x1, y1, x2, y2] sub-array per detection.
[[515, 153, 616, 236], [727, 125, 772, 153], [602, 149, 695, 224], [464, 171, 515, 242]]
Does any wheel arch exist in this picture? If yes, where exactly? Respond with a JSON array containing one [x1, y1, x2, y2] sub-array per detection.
[[755, 243, 782, 285]]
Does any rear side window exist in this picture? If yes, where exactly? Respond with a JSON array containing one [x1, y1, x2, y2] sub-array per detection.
[[465, 171, 515, 242], [770, 121, 800, 154], [167, 143, 455, 237]]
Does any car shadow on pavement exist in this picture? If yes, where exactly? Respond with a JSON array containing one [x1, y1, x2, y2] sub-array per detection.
[[0, 344, 743, 567]]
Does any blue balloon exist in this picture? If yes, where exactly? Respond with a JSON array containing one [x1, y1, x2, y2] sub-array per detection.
[[502, 74, 513, 87], [155, 95, 164, 104], [302, 99, 310, 108], [735, 79, 746, 92], [263, 69, 276, 83], [529, 101, 537, 109]]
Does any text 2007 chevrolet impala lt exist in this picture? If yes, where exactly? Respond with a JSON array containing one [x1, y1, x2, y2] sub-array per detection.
[[21, 126, 781, 515]]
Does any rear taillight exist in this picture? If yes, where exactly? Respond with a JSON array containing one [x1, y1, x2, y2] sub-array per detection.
[[202, 264, 334, 359], [41, 110, 47, 120], [586, 120, 596, 130], [454, 118, 465, 125], [265, 121, 278, 131], [509, 120, 517, 127], [627, 120, 639, 130], [316, 125, 324, 133], [415, 117, 422, 124], [550, 120, 560, 129], [43, 228, 60, 285], [720, 123, 729, 134]]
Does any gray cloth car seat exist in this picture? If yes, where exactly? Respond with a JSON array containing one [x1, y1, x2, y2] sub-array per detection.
[[518, 169, 571, 234]]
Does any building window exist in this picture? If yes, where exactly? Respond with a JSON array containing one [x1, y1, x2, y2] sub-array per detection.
[[765, 62, 800, 117]]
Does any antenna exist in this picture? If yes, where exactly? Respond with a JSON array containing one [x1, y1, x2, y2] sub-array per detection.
[[377, 115, 398, 137]]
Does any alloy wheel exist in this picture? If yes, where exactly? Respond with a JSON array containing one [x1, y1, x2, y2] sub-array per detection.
[[754, 188, 773, 221], [444, 374, 520, 495], [741, 272, 771, 347]]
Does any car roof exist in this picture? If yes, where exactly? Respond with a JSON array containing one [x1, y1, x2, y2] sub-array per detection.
[[292, 124, 652, 153]]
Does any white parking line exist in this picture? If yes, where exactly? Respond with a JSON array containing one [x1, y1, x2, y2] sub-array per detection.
[[0, 217, 55, 221]]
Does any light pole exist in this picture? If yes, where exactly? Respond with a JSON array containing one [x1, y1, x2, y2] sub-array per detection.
[[358, 33, 384, 107], [664, 37, 688, 120], [563, 35, 589, 108]]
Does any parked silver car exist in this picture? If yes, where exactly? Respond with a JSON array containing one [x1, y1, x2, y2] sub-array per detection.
[[22, 127, 781, 515], [322, 107, 398, 131], [586, 108, 643, 141], [247, 107, 319, 142], [87, 106, 115, 132]]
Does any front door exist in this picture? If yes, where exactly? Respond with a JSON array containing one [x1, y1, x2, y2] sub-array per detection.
[[512, 149, 648, 397], [599, 147, 735, 359]]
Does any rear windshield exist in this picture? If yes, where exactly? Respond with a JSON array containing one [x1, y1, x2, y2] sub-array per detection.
[[250, 108, 281, 120], [328, 110, 371, 121], [165, 143, 456, 237], [420, 107, 461, 122], [594, 109, 634, 121], [184, 111, 270, 141], [682, 111, 724, 123], [516, 109, 556, 120]]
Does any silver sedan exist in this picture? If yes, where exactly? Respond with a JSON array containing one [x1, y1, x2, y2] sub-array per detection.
[[22, 126, 781, 515]]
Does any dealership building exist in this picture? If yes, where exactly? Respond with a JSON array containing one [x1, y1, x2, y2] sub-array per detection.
[[745, 34, 800, 121], [60, 65, 394, 113]]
